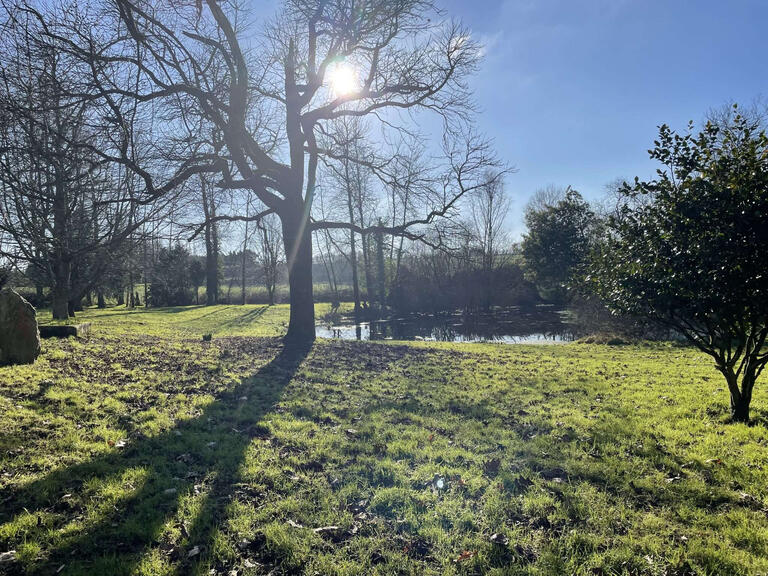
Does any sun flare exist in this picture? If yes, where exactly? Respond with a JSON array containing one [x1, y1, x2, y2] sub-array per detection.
[[328, 62, 359, 97]]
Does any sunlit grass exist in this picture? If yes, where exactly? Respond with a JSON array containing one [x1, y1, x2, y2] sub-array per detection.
[[2, 305, 768, 574], [37, 302, 353, 338]]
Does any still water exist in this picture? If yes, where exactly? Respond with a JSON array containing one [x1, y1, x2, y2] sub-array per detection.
[[315, 305, 581, 344]]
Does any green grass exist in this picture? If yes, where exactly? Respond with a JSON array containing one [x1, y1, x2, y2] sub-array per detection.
[[37, 302, 352, 338], [2, 305, 768, 575]]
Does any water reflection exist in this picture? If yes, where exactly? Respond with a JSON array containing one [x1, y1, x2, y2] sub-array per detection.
[[315, 305, 581, 344]]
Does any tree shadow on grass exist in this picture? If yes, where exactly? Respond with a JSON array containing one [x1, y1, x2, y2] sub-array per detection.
[[0, 337, 312, 575], [216, 306, 270, 332]]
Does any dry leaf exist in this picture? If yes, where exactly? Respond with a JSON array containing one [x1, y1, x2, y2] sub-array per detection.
[[454, 550, 476, 563]]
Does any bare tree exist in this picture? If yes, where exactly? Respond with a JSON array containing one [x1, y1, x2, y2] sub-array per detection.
[[19, 0, 501, 339], [199, 176, 221, 305], [468, 171, 511, 273], [525, 184, 567, 217], [255, 213, 283, 306], [0, 5, 154, 317]]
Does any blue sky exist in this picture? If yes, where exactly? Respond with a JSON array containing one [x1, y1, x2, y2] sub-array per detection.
[[441, 0, 768, 236], [249, 1, 767, 238]]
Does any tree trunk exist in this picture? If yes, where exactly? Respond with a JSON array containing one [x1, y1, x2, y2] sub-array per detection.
[[52, 259, 71, 320], [722, 367, 754, 424], [97, 291, 106, 308], [241, 250, 247, 305], [375, 223, 386, 311], [730, 392, 751, 423], [67, 298, 83, 317], [202, 181, 219, 306], [349, 229, 360, 316], [143, 229, 149, 307], [344, 155, 361, 317], [205, 232, 219, 305], [241, 197, 250, 305], [282, 209, 315, 342]]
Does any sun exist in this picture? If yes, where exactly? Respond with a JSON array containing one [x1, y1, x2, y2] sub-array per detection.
[[328, 62, 359, 97]]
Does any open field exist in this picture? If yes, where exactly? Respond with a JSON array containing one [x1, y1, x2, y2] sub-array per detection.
[[2, 306, 768, 575], [36, 303, 353, 339]]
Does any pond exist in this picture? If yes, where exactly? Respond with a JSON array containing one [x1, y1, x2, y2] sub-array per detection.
[[315, 305, 582, 344]]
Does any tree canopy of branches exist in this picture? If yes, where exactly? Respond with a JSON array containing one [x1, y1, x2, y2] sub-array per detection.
[[0, 3, 153, 317], [14, 0, 503, 340], [590, 110, 768, 422]]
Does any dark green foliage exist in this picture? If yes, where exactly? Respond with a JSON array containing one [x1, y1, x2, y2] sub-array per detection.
[[590, 108, 768, 422], [148, 245, 194, 307], [521, 189, 601, 301]]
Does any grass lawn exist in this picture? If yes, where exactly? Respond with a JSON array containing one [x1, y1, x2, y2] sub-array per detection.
[[2, 305, 768, 575]]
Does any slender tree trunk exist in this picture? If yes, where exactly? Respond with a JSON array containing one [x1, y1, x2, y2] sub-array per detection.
[[282, 207, 315, 342], [142, 233, 148, 307], [375, 222, 386, 310], [393, 187, 410, 292], [241, 196, 250, 305], [205, 229, 218, 305], [202, 181, 219, 305], [128, 277, 135, 308], [227, 272, 235, 303], [51, 166, 70, 319], [345, 166, 361, 316], [349, 229, 360, 316], [241, 248, 248, 305], [316, 231, 339, 303], [97, 291, 106, 308]]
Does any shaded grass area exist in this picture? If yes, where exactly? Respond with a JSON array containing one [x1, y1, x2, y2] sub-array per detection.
[[2, 307, 768, 575]]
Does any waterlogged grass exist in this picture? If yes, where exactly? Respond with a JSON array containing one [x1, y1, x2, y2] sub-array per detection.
[[2, 305, 768, 575]]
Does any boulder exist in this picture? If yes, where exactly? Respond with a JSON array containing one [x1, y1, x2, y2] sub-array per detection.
[[0, 288, 41, 366]]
